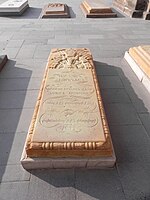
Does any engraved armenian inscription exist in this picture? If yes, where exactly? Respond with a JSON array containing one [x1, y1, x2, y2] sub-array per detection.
[[40, 70, 98, 133], [32, 49, 105, 143]]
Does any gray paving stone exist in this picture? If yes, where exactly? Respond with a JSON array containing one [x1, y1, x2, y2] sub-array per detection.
[[2, 47, 20, 59], [0, 90, 38, 109], [98, 50, 124, 58], [95, 61, 118, 76], [0, 165, 30, 183], [139, 113, 150, 137], [117, 162, 150, 200], [47, 38, 68, 45], [28, 169, 75, 200], [17, 44, 37, 59], [98, 44, 132, 52], [0, 108, 34, 133], [77, 44, 101, 58], [67, 37, 89, 45], [101, 89, 131, 104], [0, 60, 45, 78], [104, 103, 142, 125], [90, 38, 132, 45], [0, 60, 32, 79], [0, 41, 8, 51], [110, 125, 150, 163], [0, 132, 27, 165], [132, 100, 150, 114], [34, 45, 52, 59], [24, 38, 48, 45], [122, 34, 150, 39], [0, 77, 42, 91], [0, 182, 29, 200], [98, 76, 124, 89], [6, 40, 24, 48], [75, 168, 126, 200]]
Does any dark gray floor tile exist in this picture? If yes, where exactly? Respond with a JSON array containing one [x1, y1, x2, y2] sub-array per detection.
[[0, 165, 30, 183], [95, 61, 118, 76], [98, 76, 124, 89], [0, 77, 42, 91], [139, 113, 150, 137], [0, 90, 39, 109], [110, 125, 150, 163], [0, 182, 29, 200], [75, 168, 125, 200], [28, 169, 75, 200], [117, 162, 150, 200], [0, 132, 26, 165], [104, 103, 141, 125], [101, 88, 131, 103], [0, 108, 34, 133]]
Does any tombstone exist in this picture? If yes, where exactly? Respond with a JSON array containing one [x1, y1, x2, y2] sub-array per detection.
[[113, 0, 147, 18], [0, 55, 8, 71], [21, 48, 116, 169], [80, 0, 117, 18], [0, 0, 29, 16], [124, 46, 150, 93], [40, 3, 70, 18]]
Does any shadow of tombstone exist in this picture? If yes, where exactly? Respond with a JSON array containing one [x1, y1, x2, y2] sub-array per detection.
[[0, 59, 32, 183]]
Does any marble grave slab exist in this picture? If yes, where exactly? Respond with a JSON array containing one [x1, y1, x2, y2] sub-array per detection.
[[124, 45, 150, 93], [0, 0, 29, 16], [21, 48, 116, 169], [80, 0, 117, 18], [40, 3, 70, 18]]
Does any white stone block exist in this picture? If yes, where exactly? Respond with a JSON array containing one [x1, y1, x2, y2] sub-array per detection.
[[0, 0, 28, 15]]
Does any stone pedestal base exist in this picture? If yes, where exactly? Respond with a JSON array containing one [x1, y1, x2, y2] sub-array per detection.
[[124, 46, 150, 93], [81, 0, 117, 18], [40, 3, 70, 18], [21, 148, 116, 169], [0, 55, 8, 71]]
